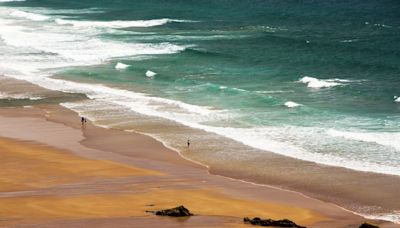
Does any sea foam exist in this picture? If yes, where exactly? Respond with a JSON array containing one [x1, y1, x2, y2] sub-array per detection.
[[145, 70, 156, 77], [299, 76, 350, 88], [284, 101, 301, 108], [394, 96, 400, 102], [0, 18, 186, 70], [0, 92, 42, 100], [115, 62, 130, 70], [55, 18, 192, 28], [327, 129, 400, 151], [10, 10, 49, 21]]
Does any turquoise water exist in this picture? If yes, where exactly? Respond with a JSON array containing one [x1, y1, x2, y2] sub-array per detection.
[[1, 1, 400, 176]]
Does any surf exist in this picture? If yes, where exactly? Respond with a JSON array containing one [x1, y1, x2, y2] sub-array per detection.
[[55, 18, 194, 28]]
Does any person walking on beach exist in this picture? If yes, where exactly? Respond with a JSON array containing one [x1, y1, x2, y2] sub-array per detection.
[[81, 117, 87, 128], [187, 139, 190, 148]]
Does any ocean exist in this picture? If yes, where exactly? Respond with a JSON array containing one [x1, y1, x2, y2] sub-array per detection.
[[0, 0, 399, 223]]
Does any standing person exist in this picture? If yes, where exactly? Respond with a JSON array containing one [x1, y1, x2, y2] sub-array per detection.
[[187, 139, 190, 148], [81, 117, 87, 128]]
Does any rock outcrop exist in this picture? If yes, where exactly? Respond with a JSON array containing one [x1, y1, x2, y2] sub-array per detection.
[[359, 222, 379, 228], [148, 205, 193, 217], [243, 217, 306, 228]]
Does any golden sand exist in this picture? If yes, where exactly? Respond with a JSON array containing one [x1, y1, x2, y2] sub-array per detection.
[[0, 137, 324, 226], [0, 189, 323, 225], [0, 138, 159, 192]]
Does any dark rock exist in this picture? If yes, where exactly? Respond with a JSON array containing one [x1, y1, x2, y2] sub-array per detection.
[[150, 205, 193, 217], [359, 222, 379, 228], [243, 217, 306, 228]]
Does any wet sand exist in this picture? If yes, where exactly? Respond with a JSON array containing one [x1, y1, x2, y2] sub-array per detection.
[[0, 104, 388, 228]]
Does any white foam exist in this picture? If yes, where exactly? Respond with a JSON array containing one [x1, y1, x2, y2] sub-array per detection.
[[299, 76, 348, 88], [394, 96, 400, 102], [55, 18, 192, 28], [0, 0, 25, 2], [0, 92, 9, 99], [284, 101, 301, 108], [0, 92, 42, 100], [10, 10, 50, 21], [115, 62, 130, 70], [374, 23, 392, 28], [145, 70, 156, 77], [340, 39, 358, 43], [360, 211, 400, 224], [328, 129, 400, 151], [0, 16, 187, 73]]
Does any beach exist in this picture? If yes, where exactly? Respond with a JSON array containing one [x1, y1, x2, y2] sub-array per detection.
[[0, 77, 397, 227], [1, 0, 399, 226]]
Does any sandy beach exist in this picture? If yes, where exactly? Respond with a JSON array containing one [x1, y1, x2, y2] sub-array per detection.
[[0, 76, 397, 228], [1, 0, 399, 226]]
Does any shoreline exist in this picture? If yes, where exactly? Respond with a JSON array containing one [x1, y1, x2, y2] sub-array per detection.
[[8, 71, 396, 222], [0, 104, 385, 227], [117, 127, 400, 226], [0, 76, 398, 227]]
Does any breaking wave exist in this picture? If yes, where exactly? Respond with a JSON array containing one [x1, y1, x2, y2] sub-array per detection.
[[299, 76, 351, 88], [55, 18, 194, 28], [284, 101, 301, 108]]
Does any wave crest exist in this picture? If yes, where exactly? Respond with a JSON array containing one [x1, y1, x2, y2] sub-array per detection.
[[284, 101, 301, 108], [145, 70, 156, 77], [299, 76, 350, 88], [55, 18, 194, 28], [115, 62, 130, 70]]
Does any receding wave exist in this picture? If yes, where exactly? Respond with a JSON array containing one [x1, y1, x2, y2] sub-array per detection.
[[328, 129, 400, 151], [361, 212, 400, 225], [55, 18, 194, 28], [0, 92, 42, 100]]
